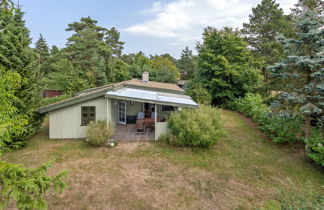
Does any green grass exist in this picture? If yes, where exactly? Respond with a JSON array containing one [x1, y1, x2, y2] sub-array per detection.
[[1, 110, 323, 209]]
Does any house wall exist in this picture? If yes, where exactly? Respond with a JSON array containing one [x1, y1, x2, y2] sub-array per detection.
[[49, 96, 107, 139]]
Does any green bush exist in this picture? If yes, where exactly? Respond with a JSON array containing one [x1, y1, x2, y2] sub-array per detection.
[[259, 115, 303, 143], [185, 82, 212, 105], [168, 105, 223, 148], [304, 129, 324, 167], [86, 121, 114, 146], [0, 161, 68, 210], [230, 94, 303, 144]]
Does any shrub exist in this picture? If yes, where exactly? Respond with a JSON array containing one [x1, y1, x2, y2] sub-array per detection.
[[86, 121, 114, 146], [185, 82, 212, 105], [230, 94, 304, 144], [168, 105, 223, 148], [259, 115, 303, 143], [0, 161, 68, 210], [304, 129, 324, 167], [229, 93, 268, 121]]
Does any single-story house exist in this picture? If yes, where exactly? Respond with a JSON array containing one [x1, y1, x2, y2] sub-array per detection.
[[38, 72, 198, 141]]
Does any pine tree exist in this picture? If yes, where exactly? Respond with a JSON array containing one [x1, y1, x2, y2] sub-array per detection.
[[50, 45, 59, 55], [267, 2, 323, 146], [105, 27, 124, 58], [177, 46, 197, 79], [34, 34, 50, 75], [65, 16, 113, 88], [0, 4, 42, 143], [242, 0, 294, 83]]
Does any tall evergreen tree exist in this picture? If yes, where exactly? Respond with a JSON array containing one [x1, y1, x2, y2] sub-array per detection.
[[65, 16, 113, 87], [242, 0, 294, 82], [34, 34, 50, 75], [267, 2, 323, 146], [177, 46, 197, 79], [50, 45, 60, 55], [105, 27, 124, 58], [0, 3, 42, 142]]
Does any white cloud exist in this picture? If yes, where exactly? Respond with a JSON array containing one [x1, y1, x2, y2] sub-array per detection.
[[125, 0, 296, 45]]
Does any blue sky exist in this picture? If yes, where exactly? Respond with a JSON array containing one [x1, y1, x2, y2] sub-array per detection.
[[15, 0, 296, 58]]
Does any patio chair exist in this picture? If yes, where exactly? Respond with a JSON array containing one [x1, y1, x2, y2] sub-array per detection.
[[137, 112, 144, 119], [136, 112, 145, 133]]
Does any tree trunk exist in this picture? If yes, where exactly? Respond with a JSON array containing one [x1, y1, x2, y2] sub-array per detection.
[[304, 114, 311, 159]]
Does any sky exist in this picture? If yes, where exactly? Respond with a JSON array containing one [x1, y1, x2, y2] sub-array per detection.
[[14, 0, 297, 58]]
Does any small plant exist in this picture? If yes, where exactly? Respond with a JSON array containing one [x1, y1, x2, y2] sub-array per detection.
[[168, 105, 223, 148], [277, 179, 324, 210], [86, 121, 114, 146], [0, 161, 68, 210], [303, 129, 324, 167]]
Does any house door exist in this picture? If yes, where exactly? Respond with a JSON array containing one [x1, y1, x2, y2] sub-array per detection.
[[118, 101, 126, 124]]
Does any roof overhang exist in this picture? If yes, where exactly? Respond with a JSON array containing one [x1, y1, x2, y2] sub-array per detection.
[[106, 88, 198, 108]]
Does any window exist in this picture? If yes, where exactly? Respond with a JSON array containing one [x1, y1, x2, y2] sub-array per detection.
[[81, 106, 96, 126], [162, 105, 176, 112]]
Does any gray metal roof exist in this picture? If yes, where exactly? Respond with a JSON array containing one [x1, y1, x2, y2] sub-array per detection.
[[106, 88, 198, 108]]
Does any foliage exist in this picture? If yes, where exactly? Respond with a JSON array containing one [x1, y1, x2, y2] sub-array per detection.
[[111, 60, 130, 82], [105, 27, 124, 58], [168, 106, 223, 148], [185, 81, 211, 105], [41, 17, 130, 94], [65, 16, 113, 87], [176, 46, 197, 79], [267, 3, 323, 142], [86, 121, 115, 146], [40, 94, 72, 107], [242, 0, 294, 66], [41, 58, 87, 94], [0, 4, 43, 142], [277, 180, 324, 210], [0, 161, 68, 210], [230, 93, 303, 143], [0, 66, 28, 151], [229, 93, 268, 121], [196, 27, 263, 105], [150, 55, 180, 83], [34, 34, 50, 75], [303, 129, 324, 166]]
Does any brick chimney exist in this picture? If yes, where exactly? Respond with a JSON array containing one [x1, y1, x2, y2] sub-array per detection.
[[142, 72, 149, 82]]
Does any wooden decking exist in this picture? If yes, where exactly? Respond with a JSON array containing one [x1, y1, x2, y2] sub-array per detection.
[[111, 124, 155, 141]]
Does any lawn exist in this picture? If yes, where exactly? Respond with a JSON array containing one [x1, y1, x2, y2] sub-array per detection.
[[1, 110, 323, 209]]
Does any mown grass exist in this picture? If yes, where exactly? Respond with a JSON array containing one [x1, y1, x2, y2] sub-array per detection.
[[1, 110, 323, 209]]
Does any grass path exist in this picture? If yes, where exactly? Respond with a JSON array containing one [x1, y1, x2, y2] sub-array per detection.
[[1, 110, 323, 209]]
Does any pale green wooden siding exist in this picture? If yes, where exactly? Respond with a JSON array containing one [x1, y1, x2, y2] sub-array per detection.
[[155, 122, 170, 140], [127, 101, 143, 116], [49, 97, 107, 139]]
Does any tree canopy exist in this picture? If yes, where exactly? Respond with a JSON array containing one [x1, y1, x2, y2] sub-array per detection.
[[196, 27, 263, 105]]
